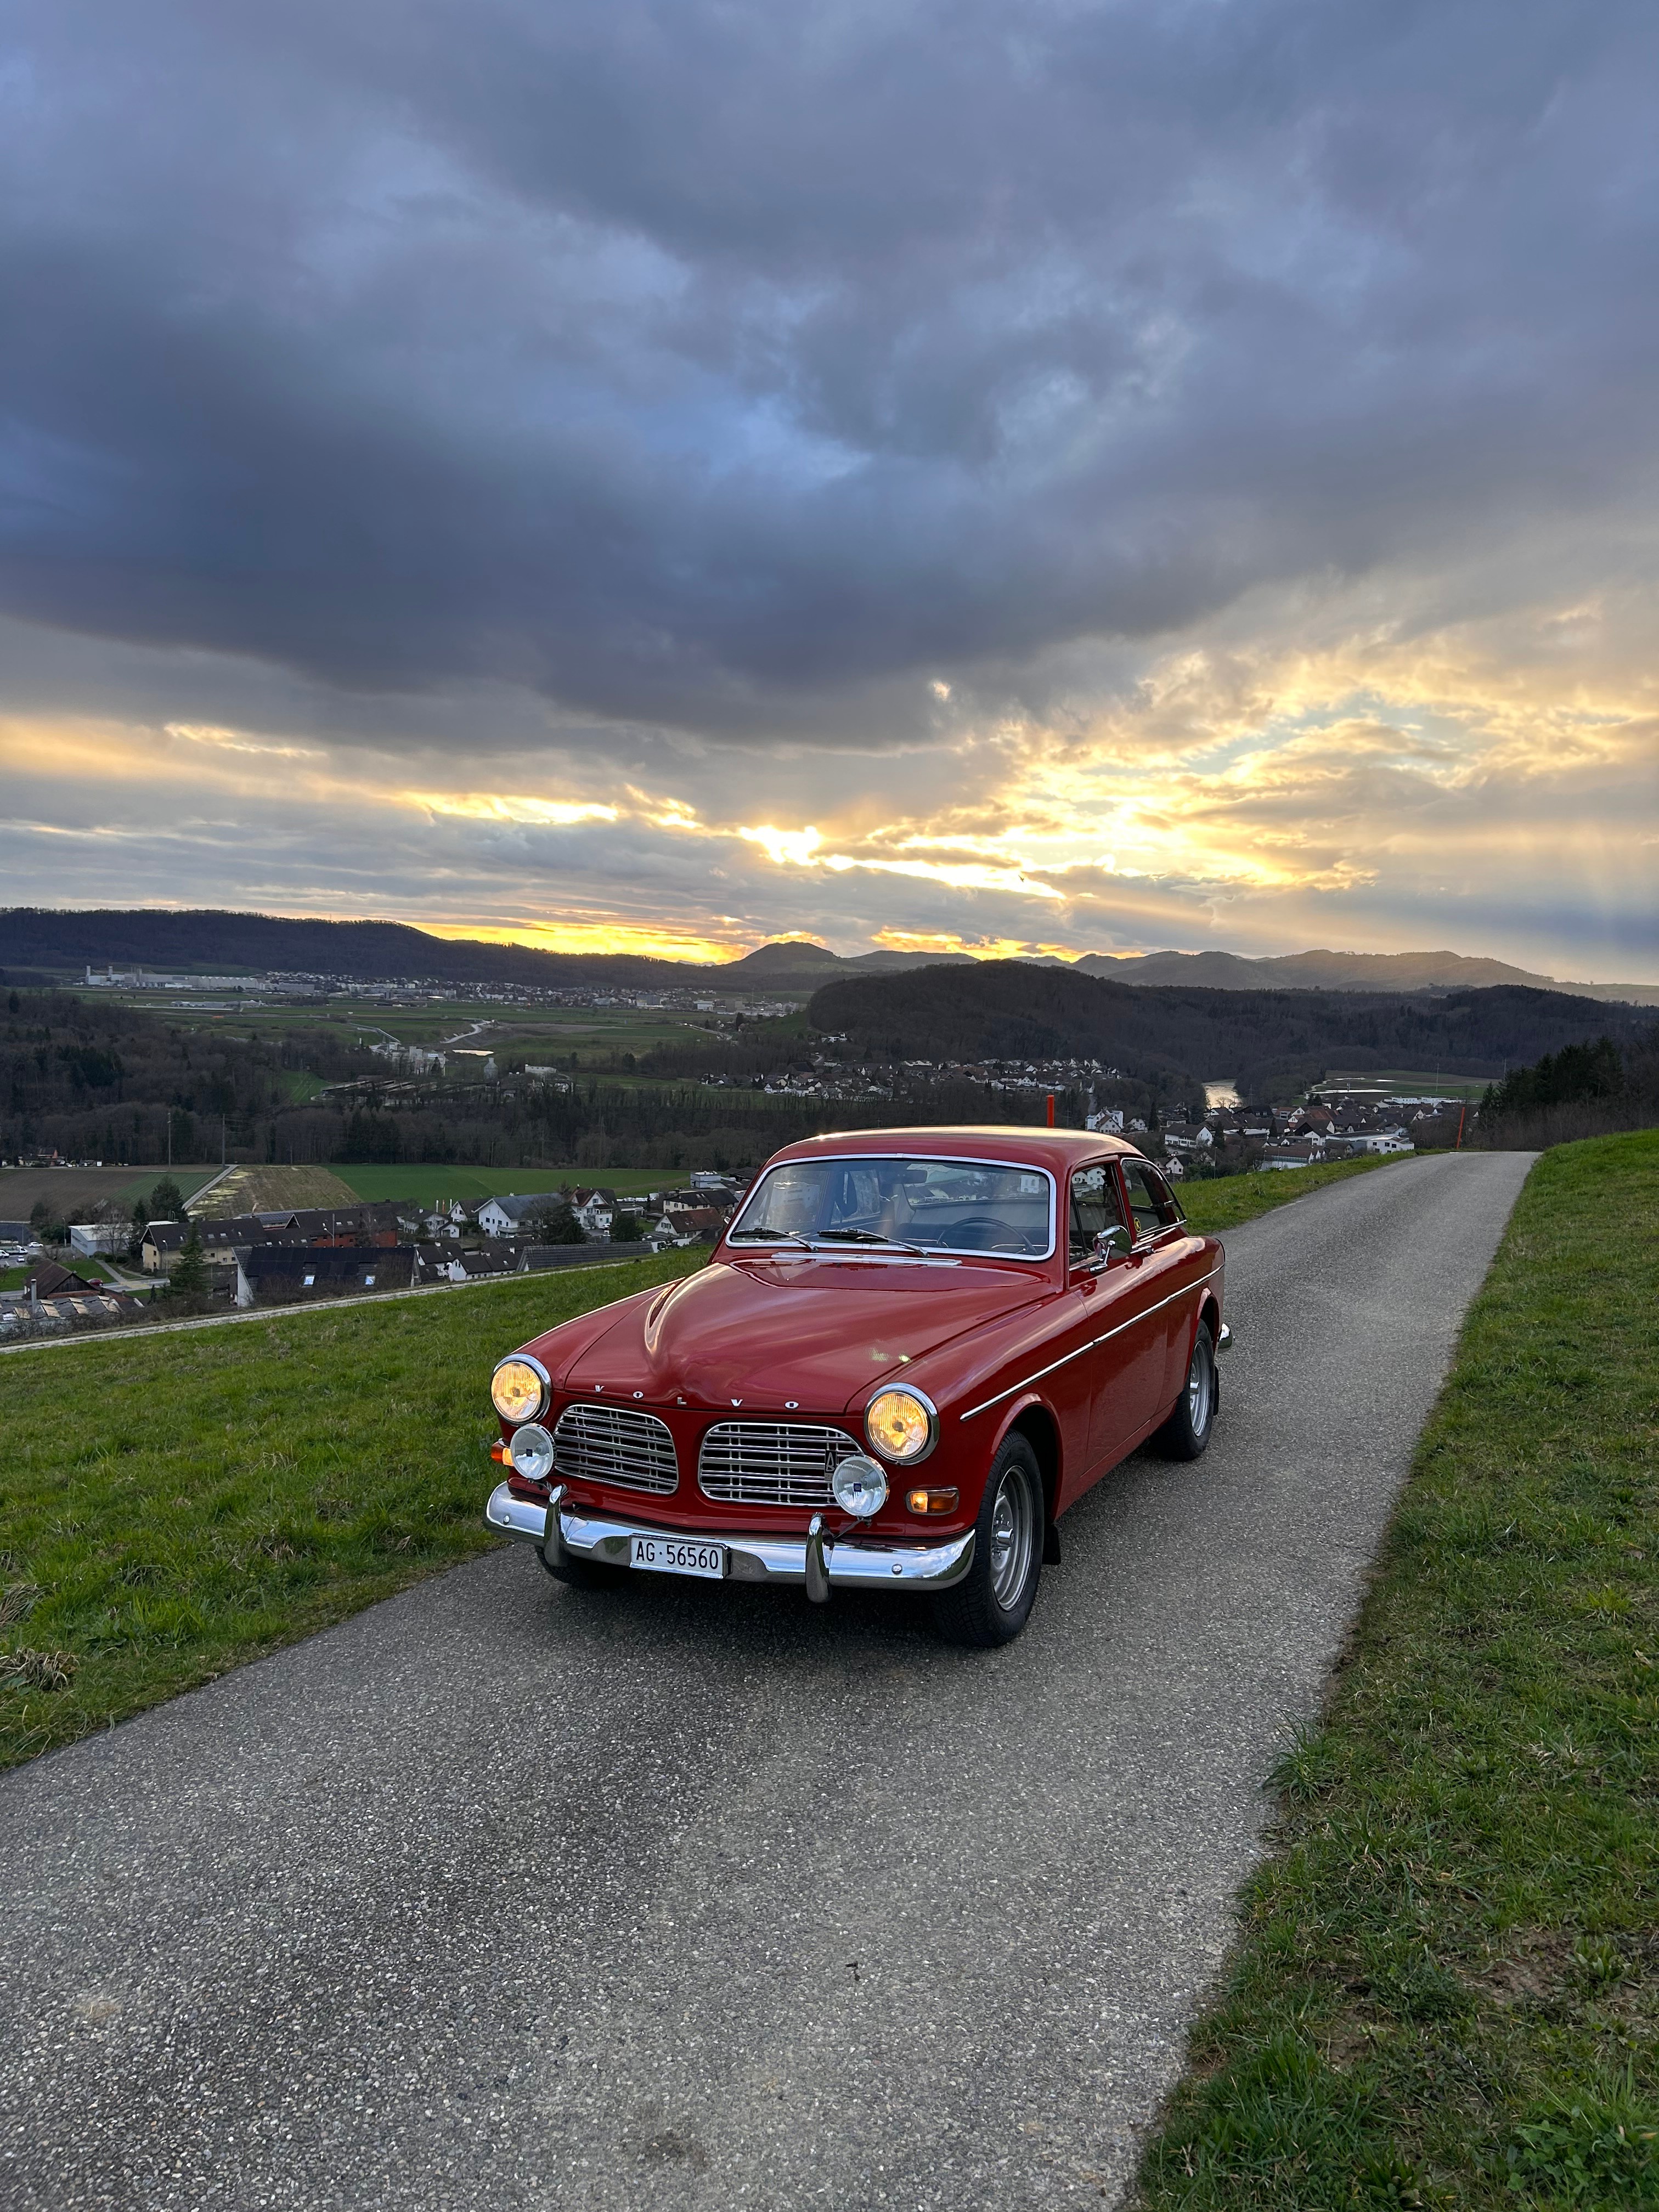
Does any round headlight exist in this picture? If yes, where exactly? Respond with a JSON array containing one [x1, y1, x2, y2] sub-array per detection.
[[831, 1453, 889, 1518], [507, 1423, 555, 1483], [491, 1356, 549, 1424], [865, 1387, 937, 1463]]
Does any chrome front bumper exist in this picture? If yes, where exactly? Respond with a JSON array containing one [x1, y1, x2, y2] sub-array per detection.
[[485, 1481, 975, 1593]]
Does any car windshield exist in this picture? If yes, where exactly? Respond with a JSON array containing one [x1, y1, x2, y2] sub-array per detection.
[[727, 1155, 1055, 1259]]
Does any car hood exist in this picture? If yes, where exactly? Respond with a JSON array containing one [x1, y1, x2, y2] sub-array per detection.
[[555, 1256, 1048, 1413]]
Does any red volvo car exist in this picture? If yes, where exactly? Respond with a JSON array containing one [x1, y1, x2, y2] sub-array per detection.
[[484, 1127, 1229, 1645]]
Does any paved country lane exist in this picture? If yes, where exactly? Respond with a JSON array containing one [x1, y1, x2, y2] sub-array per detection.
[[0, 1149, 1535, 2211]]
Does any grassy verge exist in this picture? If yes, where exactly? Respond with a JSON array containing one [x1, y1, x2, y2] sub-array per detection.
[[1178, 1152, 1401, 1235], [1136, 1130, 1659, 2209], [0, 1250, 703, 1773]]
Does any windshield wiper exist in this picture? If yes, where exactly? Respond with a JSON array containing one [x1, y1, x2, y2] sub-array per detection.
[[812, 1228, 928, 1254], [728, 1227, 811, 1245]]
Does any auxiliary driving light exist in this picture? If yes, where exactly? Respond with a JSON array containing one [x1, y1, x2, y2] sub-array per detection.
[[506, 1423, 555, 1483], [492, 1356, 550, 1424], [831, 1454, 889, 1518]]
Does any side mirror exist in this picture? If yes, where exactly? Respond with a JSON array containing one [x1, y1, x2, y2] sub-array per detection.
[[1092, 1225, 1131, 1265]]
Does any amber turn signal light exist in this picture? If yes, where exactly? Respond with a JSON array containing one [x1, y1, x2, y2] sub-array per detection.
[[489, 1437, 509, 1464], [905, 1486, 958, 1516]]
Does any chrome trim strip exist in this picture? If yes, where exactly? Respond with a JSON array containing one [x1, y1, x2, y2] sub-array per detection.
[[958, 1263, 1223, 1422], [558, 1505, 976, 1591]]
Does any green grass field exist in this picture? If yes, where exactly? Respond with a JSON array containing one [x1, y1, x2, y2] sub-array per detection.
[[1137, 1128, 1659, 2209], [0, 1147, 1434, 1778], [0, 1250, 702, 1770], [118, 1167, 219, 1204], [1323, 1068, 1491, 1101]]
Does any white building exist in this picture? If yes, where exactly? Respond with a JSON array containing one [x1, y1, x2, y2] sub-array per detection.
[[477, 1194, 546, 1237], [69, 1222, 129, 1257]]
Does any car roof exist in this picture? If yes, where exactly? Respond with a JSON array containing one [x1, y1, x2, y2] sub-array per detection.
[[763, 1125, 1140, 1172]]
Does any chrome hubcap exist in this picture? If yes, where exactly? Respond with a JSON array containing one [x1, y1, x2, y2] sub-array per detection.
[[1188, 1338, 1212, 1435], [988, 1463, 1036, 1611]]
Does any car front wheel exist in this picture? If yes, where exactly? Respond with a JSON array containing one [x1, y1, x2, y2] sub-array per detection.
[[1154, 1319, 1217, 1460], [933, 1435, 1043, 1647]]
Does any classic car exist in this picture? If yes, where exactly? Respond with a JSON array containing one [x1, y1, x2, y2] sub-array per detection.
[[484, 1127, 1229, 1646]]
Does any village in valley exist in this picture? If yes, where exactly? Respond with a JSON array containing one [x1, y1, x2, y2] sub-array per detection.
[[0, 1165, 742, 1342], [0, 1075, 1462, 1344]]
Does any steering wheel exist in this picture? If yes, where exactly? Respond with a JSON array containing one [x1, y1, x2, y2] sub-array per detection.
[[939, 1214, 1039, 1252]]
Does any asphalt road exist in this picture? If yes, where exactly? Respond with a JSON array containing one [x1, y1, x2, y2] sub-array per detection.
[[0, 1149, 1534, 2211]]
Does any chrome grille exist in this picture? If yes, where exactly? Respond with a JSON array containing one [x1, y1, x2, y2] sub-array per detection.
[[552, 1403, 679, 1494], [698, 1421, 862, 1508]]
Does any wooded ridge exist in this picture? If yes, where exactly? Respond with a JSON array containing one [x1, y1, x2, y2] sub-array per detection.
[[805, 962, 1656, 1099]]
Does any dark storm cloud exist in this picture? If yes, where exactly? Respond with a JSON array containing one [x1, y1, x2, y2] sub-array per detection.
[[1, 0, 1655, 737]]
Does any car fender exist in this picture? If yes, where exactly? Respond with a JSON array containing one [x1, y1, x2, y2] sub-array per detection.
[[982, 1390, 1065, 1564]]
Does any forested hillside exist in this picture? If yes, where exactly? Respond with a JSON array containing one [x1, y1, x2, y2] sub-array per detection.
[[806, 963, 1653, 1102], [8, 969, 1650, 1175], [1, 991, 381, 1165], [0, 909, 962, 991], [0, 989, 1058, 1172]]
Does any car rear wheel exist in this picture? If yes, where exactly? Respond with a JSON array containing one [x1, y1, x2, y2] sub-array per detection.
[[1154, 1319, 1217, 1460], [933, 1435, 1043, 1647]]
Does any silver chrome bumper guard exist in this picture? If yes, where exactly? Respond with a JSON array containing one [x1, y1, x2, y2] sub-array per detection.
[[484, 1481, 974, 1593]]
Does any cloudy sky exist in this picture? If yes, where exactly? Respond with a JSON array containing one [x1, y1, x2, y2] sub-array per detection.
[[2, 0, 1656, 975]]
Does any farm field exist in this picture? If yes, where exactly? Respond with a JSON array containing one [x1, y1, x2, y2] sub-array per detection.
[[1323, 1066, 1491, 1100], [352, 1003, 727, 1058], [0, 1165, 218, 1219], [1139, 1128, 1659, 2209]]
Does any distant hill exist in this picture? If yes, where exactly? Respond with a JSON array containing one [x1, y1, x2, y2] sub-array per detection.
[[0, 909, 969, 994], [1076, 946, 1659, 1007], [806, 962, 1657, 1098], [3, 907, 1652, 1007], [714, 940, 974, 983]]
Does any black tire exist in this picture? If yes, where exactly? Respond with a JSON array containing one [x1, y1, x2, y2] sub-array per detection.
[[1154, 1319, 1217, 1460], [932, 1434, 1044, 1648], [537, 1511, 627, 1588], [538, 1549, 627, 1588]]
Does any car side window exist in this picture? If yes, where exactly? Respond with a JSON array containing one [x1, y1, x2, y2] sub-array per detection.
[[1120, 1158, 1183, 1239], [1069, 1163, 1128, 1259]]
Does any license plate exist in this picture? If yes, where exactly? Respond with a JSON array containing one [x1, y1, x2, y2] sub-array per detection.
[[629, 1534, 727, 1580]]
